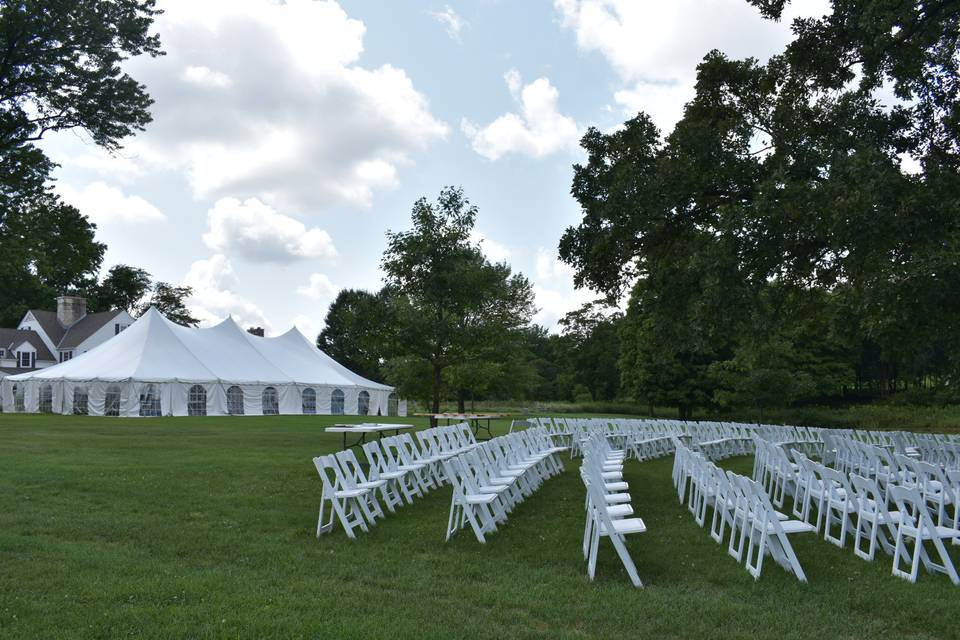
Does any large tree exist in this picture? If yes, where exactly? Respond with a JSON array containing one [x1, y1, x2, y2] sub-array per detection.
[[138, 282, 198, 327], [381, 187, 536, 415], [560, 0, 960, 414], [89, 264, 152, 313], [0, 0, 162, 321], [317, 288, 397, 383]]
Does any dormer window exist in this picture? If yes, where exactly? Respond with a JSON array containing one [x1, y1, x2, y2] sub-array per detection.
[[0, 348, 5, 358], [59, 351, 73, 363], [17, 352, 35, 368]]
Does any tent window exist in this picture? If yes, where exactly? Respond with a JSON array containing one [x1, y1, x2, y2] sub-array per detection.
[[105, 385, 122, 417], [227, 386, 244, 415], [387, 393, 399, 417], [302, 388, 317, 415], [139, 384, 161, 417], [262, 386, 279, 415], [188, 385, 207, 417], [358, 390, 370, 416], [331, 389, 344, 415], [38, 384, 53, 413], [13, 384, 24, 412], [73, 387, 89, 416]]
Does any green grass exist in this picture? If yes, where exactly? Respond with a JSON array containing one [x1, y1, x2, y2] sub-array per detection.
[[1, 414, 958, 639]]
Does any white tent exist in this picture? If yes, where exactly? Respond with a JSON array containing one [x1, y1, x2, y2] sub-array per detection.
[[0, 307, 402, 417]]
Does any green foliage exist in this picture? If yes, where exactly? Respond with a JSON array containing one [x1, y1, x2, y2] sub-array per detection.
[[559, 0, 960, 415], [381, 187, 536, 412], [317, 288, 396, 383], [139, 282, 198, 327], [0, 0, 162, 327], [89, 264, 153, 313]]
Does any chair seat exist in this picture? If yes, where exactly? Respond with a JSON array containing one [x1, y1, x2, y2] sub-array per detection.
[[465, 493, 498, 504], [334, 488, 368, 498], [358, 480, 386, 490], [777, 519, 816, 535], [378, 471, 407, 480], [606, 503, 634, 518], [605, 492, 631, 504], [599, 517, 646, 535], [605, 481, 629, 492], [601, 471, 623, 480], [398, 463, 425, 472]]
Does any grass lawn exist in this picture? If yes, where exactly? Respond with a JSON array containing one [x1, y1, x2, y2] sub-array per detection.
[[1, 413, 958, 639]]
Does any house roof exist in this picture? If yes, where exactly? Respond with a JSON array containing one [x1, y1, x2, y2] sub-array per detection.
[[22, 309, 123, 350], [0, 366, 39, 377], [58, 310, 123, 349], [27, 310, 66, 345], [0, 329, 55, 361]]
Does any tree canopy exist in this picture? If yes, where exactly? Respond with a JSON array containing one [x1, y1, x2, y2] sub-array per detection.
[[559, 0, 960, 417]]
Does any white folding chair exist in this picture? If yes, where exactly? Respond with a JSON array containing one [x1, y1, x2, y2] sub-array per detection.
[[888, 484, 960, 585]]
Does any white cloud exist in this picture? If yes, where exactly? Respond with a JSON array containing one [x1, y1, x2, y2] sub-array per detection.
[[296, 273, 338, 301], [202, 197, 337, 263], [462, 70, 580, 160], [292, 314, 321, 341], [74, 0, 448, 210], [470, 230, 512, 263], [56, 181, 165, 224], [182, 254, 270, 330], [531, 247, 596, 330], [181, 65, 233, 89], [554, 0, 830, 132], [430, 5, 467, 42]]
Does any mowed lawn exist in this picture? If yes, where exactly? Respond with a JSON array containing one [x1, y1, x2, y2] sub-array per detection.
[[1, 415, 958, 639]]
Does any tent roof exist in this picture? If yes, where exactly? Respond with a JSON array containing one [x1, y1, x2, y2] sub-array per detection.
[[5, 308, 393, 390]]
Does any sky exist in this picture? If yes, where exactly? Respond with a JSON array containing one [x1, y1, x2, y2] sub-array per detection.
[[39, 0, 830, 338]]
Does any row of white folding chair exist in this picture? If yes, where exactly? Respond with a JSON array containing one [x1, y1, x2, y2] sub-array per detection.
[[581, 435, 645, 587], [792, 450, 960, 584], [674, 443, 814, 581], [752, 438, 799, 508], [442, 427, 566, 543], [313, 448, 391, 539]]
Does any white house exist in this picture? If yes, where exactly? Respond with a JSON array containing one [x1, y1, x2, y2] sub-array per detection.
[[0, 296, 134, 378]]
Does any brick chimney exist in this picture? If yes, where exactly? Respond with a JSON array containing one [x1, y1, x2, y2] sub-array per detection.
[[57, 295, 87, 326]]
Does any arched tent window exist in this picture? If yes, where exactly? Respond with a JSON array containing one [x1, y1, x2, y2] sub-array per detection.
[[227, 386, 244, 415], [262, 386, 279, 415], [331, 389, 344, 415], [13, 384, 24, 412], [104, 385, 122, 417], [387, 393, 399, 417], [358, 390, 370, 416], [188, 385, 207, 416], [139, 384, 161, 417], [302, 388, 317, 415], [38, 384, 53, 413], [73, 387, 89, 415]]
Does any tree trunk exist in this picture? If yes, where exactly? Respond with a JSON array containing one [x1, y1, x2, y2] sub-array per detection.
[[431, 363, 442, 427], [457, 389, 466, 414]]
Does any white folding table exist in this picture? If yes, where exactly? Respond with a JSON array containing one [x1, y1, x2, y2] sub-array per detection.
[[325, 423, 414, 452]]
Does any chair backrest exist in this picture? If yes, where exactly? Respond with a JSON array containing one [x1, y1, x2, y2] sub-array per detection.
[[335, 449, 370, 488]]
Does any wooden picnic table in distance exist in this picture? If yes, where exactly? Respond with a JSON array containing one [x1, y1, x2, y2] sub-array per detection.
[[325, 423, 414, 452], [420, 413, 505, 441]]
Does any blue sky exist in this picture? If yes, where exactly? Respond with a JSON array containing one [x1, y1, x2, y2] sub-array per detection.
[[39, 0, 827, 337]]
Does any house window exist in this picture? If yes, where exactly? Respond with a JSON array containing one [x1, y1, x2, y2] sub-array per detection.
[[59, 351, 73, 363], [139, 384, 161, 417], [227, 386, 244, 415], [302, 388, 317, 415], [187, 385, 207, 417], [73, 387, 89, 415], [358, 390, 370, 416], [115, 323, 121, 335], [262, 387, 279, 415], [388, 393, 399, 417], [17, 352, 35, 368], [104, 385, 122, 417], [0, 348, 5, 357], [38, 384, 53, 413], [331, 388, 344, 415]]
